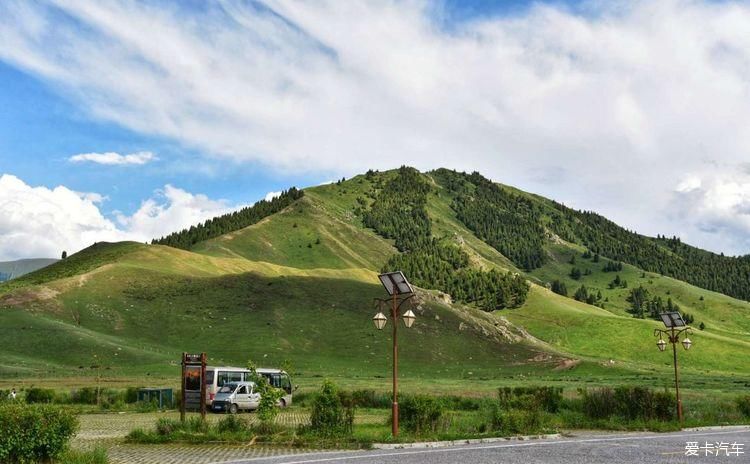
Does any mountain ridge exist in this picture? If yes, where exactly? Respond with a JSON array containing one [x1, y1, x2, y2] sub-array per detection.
[[0, 167, 748, 386]]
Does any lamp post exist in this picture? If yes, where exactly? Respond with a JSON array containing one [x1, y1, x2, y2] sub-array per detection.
[[653, 311, 693, 425], [373, 271, 415, 437]]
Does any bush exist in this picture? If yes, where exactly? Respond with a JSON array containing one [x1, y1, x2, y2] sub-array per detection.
[[497, 387, 563, 413], [24, 387, 56, 404], [154, 417, 208, 437], [580, 387, 675, 421], [351, 389, 391, 409], [0, 403, 78, 463], [736, 395, 750, 418], [485, 405, 549, 435], [581, 387, 617, 419], [399, 395, 446, 435], [135, 399, 160, 413], [57, 447, 108, 464], [125, 387, 140, 404], [155, 418, 180, 436], [217, 415, 248, 434], [69, 387, 98, 405], [309, 380, 353, 436], [441, 395, 486, 411]]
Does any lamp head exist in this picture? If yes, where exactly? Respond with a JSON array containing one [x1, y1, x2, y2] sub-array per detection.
[[402, 309, 416, 328], [372, 312, 387, 330]]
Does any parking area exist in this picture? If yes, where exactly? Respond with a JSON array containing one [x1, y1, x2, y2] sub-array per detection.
[[72, 409, 385, 464]]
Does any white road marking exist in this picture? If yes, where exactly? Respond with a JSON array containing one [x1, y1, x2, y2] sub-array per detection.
[[209, 427, 750, 464]]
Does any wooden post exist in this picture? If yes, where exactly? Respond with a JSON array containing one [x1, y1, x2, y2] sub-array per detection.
[[392, 291, 398, 437], [200, 353, 207, 420], [671, 328, 683, 425], [180, 352, 186, 422]]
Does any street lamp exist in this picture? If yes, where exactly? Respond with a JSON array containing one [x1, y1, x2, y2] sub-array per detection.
[[372, 271, 415, 437], [653, 311, 693, 425]]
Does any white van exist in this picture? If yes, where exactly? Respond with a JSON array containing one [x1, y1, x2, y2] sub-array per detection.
[[204, 366, 295, 407], [211, 381, 260, 414]]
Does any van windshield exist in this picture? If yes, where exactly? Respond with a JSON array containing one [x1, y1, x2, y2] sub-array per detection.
[[218, 384, 236, 394]]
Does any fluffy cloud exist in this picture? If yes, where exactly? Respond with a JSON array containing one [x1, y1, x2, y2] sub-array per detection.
[[1, 1, 750, 253], [263, 191, 282, 202], [669, 166, 750, 254], [0, 174, 237, 261], [69, 151, 156, 165]]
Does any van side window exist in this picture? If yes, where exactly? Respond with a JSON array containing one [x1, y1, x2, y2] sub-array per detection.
[[280, 374, 292, 394], [237, 385, 247, 395]]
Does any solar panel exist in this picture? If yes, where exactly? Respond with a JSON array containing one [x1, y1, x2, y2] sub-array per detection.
[[660, 311, 686, 328], [378, 271, 414, 296]]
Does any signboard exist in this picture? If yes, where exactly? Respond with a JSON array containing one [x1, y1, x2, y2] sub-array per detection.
[[181, 352, 206, 421]]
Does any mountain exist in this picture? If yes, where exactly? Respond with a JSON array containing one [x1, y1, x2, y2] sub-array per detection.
[[0, 258, 58, 282], [0, 168, 748, 390]]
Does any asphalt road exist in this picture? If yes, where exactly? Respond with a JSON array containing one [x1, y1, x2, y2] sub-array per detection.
[[214, 427, 749, 464]]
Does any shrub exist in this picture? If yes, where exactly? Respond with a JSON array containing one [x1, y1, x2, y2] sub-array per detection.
[[310, 380, 353, 436], [125, 387, 140, 404], [217, 414, 248, 434], [0, 403, 78, 463], [399, 395, 446, 435], [737, 395, 750, 418], [155, 418, 180, 436], [580, 387, 675, 421], [485, 405, 549, 435], [497, 387, 563, 413], [441, 395, 486, 411], [351, 389, 391, 409], [581, 388, 616, 419], [24, 387, 56, 404], [154, 417, 208, 437], [57, 447, 108, 464], [614, 387, 675, 421], [69, 387, 98, 405], [135, 398, 160, 413]]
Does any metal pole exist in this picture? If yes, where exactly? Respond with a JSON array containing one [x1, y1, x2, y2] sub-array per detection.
[[671, 328, 683, 425], [392, 291, 399, 437]]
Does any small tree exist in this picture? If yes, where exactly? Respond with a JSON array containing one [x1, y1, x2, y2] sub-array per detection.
[[310, 380, 353, 436], [246, 360, 283, 429]]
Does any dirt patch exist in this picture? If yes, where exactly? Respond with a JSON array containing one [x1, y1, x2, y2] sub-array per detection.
[[553, 359, 581, 370], [0, 286, 59, 307]]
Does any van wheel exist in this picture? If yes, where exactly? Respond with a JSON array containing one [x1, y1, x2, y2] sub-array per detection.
[[279, 398, 287, 408], [229, 404, 239, 414]]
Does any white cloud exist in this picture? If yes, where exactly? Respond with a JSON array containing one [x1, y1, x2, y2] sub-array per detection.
[[264, 191, 282, 202], [1, 1, 750, 253], [669, 165, 750, 254], [69, 151, 156, 165], [0, 174, 237, 261]]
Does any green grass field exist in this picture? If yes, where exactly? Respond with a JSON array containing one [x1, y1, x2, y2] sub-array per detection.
[[1, 170, 749, 399]]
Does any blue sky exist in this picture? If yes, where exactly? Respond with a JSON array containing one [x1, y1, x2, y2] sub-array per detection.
[[0, 60, 318, 219], [0, 0, 562, 217], [2, 0, 750, 260]]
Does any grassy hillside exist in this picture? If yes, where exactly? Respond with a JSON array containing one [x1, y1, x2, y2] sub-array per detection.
[[0, 243, 559, 382], [1, 168, 749, 393]]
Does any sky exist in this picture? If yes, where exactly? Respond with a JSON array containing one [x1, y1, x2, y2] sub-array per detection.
[[1, 0, 750, 261]]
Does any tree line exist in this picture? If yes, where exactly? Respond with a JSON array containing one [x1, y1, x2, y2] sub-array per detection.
[[152, 188, 304, 250], [363, 167, 529, 311], [432, 169, 750, 302], [432, 169, 547, 271]]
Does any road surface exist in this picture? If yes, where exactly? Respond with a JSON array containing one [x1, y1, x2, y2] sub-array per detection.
[[214, 427, 749, 464]]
